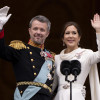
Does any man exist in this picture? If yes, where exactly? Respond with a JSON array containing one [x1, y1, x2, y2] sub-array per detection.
[[0, 6, 55, 100]]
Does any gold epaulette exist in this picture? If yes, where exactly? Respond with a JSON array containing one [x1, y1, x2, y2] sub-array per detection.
[[9, 40, 26, 50]]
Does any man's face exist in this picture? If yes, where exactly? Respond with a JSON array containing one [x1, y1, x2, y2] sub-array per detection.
[[29, 20, 49, 45]]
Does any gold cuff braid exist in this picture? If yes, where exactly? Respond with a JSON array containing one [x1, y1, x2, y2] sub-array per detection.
[[17, 81, 52, 93]]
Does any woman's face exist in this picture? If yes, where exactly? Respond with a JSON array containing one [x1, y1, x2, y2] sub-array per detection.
[[63, 25, 81, 49]]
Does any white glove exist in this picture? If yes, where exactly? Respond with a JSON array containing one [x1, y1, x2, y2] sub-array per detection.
[[0, 6, 12, 30]]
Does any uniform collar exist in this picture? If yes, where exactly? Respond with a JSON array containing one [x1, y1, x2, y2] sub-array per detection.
[[28, 39, 44, 50]]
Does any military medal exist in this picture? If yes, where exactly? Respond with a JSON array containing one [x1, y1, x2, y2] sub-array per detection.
[[40, 49, 54, 61], [40, 50, 47, 57], [48, 63, 52, 71], [47, 73, 52, 80]]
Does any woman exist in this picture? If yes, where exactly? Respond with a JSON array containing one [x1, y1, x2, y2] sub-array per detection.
[[53, 14, 100, 100]]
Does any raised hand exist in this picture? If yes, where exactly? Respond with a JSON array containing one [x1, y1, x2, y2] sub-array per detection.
[[0, 6, 12, 30], [91, 13, 100, 33]]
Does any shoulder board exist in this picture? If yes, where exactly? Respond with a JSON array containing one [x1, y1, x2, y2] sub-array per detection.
[[9, 40, 26, 50]]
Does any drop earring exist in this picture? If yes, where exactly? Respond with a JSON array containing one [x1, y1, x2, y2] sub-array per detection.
[[78, 41, 80, 46], [63, 41, 65, 46]]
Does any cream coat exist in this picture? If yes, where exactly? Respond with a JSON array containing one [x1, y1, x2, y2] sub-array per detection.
[[53, 34, 100, 100]]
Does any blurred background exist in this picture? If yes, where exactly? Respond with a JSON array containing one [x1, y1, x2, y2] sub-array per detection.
[[0, 0, 100, 99]]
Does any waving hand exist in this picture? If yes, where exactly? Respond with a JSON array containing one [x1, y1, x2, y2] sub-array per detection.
[[0, 6, 12, 30], [91, 13, 100, 33]]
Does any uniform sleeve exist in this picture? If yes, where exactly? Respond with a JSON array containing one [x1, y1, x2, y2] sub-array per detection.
[[0, 30, 21, 62]]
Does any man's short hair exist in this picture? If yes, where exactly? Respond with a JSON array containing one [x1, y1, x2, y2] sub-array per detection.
[[29, 15, 51, 32]]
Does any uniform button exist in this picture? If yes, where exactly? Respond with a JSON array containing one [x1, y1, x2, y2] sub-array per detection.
[[31, 59, 34, 62], [50, 84, 52, 86], [27, 47, 30, 49], [52, 71, 54, 74], [20, 91, 23, 94], [34, 73, 37, 75], [33, 66, 35, 68], [30, 52, 32, 55]]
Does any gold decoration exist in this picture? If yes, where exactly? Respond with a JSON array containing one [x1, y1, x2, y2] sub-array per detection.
[[28, 39, 44, 49], [30, 52, 32, 55], [17, 81, 52, 92], [31, 59, 34, 62], [34, 72, 37, 75], [33, 66, 35, 68], [20, 91, 23, 94], [27, 47, 30, 49], [9, 40, 26, 50]]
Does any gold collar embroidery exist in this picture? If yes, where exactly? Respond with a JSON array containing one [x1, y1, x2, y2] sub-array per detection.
[[28, 39, 44, 49]]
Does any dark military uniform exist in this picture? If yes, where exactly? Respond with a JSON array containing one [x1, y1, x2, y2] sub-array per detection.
[[0, 29, 55, 100]]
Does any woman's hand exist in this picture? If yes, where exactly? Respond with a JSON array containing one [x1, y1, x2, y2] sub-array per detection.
[[91, 13, 100, 33]]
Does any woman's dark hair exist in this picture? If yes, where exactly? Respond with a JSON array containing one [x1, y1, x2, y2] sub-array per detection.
[[61, 21, 82, 38]]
